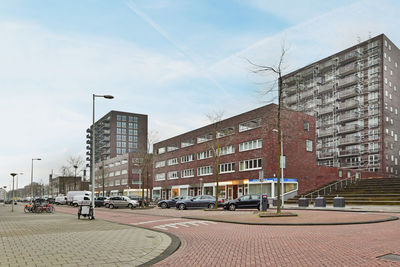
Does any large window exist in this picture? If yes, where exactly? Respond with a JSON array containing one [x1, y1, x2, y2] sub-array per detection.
[[181, 138, 195, 148], [239, 158, 262, 171], [197, 150, 213, 160], [197, 166, 212, 176], [239, 139, 262, 152], [218, 145, 235, 156], [197, 133, 213, 143], [306, 140, 313, 152], [155, 161, 165, 168], [155, 173, 165, 181], [167, 144, 179, 152], [219, 162, 235, 174], [181, 154, 194, 163], [217, 126, 235, 138], [239, 118, 261, 132], [158, 147, 166, 154], [181, 169, 194, 178], [168, 171, 179, 180], [167, 158, 178, 166]]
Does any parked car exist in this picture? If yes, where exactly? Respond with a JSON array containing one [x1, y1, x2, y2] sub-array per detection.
[[175, 195, 224, 210], [128, 196, 148, 206], [223, 194, 268, 211], [66, 191, 91, 206], [47, 198, 55, 204], [95, 196, 108, 207], [158, 196, 192, 209], [55, 196, 67, 205], [108, 196, 138, 209]]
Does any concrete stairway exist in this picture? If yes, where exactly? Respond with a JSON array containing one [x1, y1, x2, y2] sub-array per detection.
[[286, 177, 400, 205]]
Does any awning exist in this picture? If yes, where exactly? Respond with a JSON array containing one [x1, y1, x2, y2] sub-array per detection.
[[172, 185, 190, 189]]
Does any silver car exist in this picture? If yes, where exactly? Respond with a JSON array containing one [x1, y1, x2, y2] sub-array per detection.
[[108, 196, 138, 209]]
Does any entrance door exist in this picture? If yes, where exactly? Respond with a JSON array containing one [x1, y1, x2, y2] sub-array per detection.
[[228, 186, 233, 200], [162, 190, 166, 200], [238, 186, 243, 197]]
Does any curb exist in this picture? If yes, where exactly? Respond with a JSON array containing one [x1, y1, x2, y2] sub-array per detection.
[[181, 215, 399, 226]]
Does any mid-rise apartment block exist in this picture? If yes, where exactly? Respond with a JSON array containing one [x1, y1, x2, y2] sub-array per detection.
[[282, 34, 400, 175], [152, 104, 375, 201]]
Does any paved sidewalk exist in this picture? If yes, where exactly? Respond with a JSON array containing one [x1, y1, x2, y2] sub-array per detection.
[[0, 205, 174, 267]]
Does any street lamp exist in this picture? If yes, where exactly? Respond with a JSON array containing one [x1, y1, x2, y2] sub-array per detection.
[[10, 173, 17, 212], [199, 178, 203, 195], [92, 94, 114, 218], [16, 172, 23, 194], [73, 165, 78, 190], [31, 158, 41, 199], [272, 129, 284, 208]]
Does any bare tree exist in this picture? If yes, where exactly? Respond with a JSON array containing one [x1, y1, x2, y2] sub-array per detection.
[[206, 111, 234, 209], [248, 44, 287, 214], [59, 155, 85, 177]]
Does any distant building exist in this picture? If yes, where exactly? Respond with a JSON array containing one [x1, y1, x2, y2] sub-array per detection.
[[86, 110, 148, 164], [49, 176, 89, 197], [281, 34, 399, 175], [0, 188, 6, 201]]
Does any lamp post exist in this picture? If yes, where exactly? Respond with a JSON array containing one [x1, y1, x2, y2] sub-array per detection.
[[91, 94, 114, 218], [272, 129, 284, 208], [31, 158, 41, 199], [199, 178, 203, 195], [73, 165, 78, 190], [10, 173, 17, 212], [16, 173, 23, 199]]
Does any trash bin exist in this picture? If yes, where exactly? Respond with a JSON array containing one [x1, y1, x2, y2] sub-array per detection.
[[314, 197, 326, 208], [333, 196, 345, 208], [298, 198, 309, 207], [272, 198, 282, 207], [261, 194, 269, 211]]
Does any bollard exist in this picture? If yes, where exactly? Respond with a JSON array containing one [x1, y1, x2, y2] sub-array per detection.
[[314, 196, 326, 207], [298, 197, 309, 207], [333, 196, 345, 208]]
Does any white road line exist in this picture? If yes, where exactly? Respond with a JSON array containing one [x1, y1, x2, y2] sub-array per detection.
[[153, 220, 217, 231], [131, 218, 185, 225]]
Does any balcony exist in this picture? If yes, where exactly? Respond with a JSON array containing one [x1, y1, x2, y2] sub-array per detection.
[[103, 130, 110, 135], [368, 58, 380, 67], [338, 63, 357, 76], [102, 123, 110, 129], [318, 61, 333, 72], [337, 112, 359, 123], [338, 75, 358, 88], [284, 85, 297, 95], [283, 95, 298, 105], [318, 105, 334, 115], [337, 87, 359, 100], [318, 82, 334, 93], [368, 84, 379, 92], [318, 151, 336, 159], [341, 162, 362, 169], [338, 136, 361, 146], [339, 51, 358, 64], [317, 119, 334, 127], [338, 124, 362, 134], [299, 90, 314, 99], [337, 99, 358, 111], [318, 128, 335, 137], [338, 149, 361, 157]]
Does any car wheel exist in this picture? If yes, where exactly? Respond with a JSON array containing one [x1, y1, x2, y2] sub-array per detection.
[[128, 204, 133, 209], [257, 204, 261, 211], [73, 203, 78, 207], [105, 204, 109, 208], [160, 202, 168, 209], [229, 204, 236, 211], [178, 204, 186, 210], [208, 203, 215, 209], [109, 204, 114, 209]]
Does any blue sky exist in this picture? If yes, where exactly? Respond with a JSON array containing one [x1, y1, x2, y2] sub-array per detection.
[[1, 0, 399, 188]]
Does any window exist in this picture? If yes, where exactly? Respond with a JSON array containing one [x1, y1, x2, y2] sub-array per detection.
[[306, 140, 313, 152], [121, 170, 127, 175], [121, 179, 128, 185], [155, 173, 165, 181], [121, 122, 126, 128], [197, 150, 213, 160], [115, 180, 120, 186], [109, 180, 114, 186], [239, 118, 261, 132], [304, 122, 310, 131], [197, 133, 213, 143], [167, 158, 178, 166], [239, 158, 262, 171], [115, 170, 121, 176], [219, 162, 235, 174], [167, 144, 179, 152], [181, 154, 194, 163], [121, 159, 128, 164], [216, 126, 235, 138], [181, 138, 195, 148], [338, 170, 343, 178], [158, 147, 166, 154], [168, 171, 179, 180], [197, 166, 213, 176], [218, 145, 235, 156], [155, 161, 165, 168], [132, 168, 140, 174], [181, 169, 194, 178], [239, 139, 262, 152]]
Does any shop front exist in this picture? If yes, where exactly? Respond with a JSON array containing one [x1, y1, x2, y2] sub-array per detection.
[[248, 178, 298, 199]]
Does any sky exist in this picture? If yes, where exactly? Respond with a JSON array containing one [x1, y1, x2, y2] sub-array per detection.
[[1, 0, 399, 189]]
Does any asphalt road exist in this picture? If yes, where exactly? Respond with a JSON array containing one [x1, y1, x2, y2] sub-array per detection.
[[56, 206, 400, 266]]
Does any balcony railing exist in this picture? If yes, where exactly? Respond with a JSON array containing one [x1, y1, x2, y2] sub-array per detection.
[[337, 112, 359, 122], [318, 82, 334, 93], [284, 95, 298, 105], [284, 85, 297, 95], [337, 99, 358, 111], [318, 128, 335, 137], [338, 149, 361, 157], [338, 124, 362, 134], [338, 63, 357, 76], [318, 105, 334, 115], [299, 90, 314, 99], [339, 51, 358, 64], [338, 136, 361, 146], [338, 87, 359, 99], [338, 75, 358, 87], [318, 151, 336, 159]]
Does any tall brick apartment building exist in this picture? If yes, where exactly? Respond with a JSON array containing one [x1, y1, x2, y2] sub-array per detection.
[[281, 34, 400, 175], [152, 104, 378, 201]]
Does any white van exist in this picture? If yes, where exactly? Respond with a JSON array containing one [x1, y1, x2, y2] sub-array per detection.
[[55, 196, 67, 205], [67, 191, 91, 206]]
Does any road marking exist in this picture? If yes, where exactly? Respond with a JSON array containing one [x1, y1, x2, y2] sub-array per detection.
[[153, 220, 217, 230], [131, 218, 185, 225]]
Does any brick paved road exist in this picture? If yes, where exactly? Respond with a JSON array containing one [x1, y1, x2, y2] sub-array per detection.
[[0, 205, 172, 267], [56, 206, 400, 266]]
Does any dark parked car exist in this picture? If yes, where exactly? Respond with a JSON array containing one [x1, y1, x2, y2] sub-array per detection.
[[95, 196, 108, 207], [223, 194, 268, 211], [158, 196, 192, 209], [175, 195, 224, 210]]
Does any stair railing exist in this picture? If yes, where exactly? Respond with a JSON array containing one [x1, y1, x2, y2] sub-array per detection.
[[303, 174, 361, 202]]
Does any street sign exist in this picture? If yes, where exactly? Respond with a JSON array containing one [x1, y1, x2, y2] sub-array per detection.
[[259, 170, 264, 181], [280, 156, 286, 169]]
